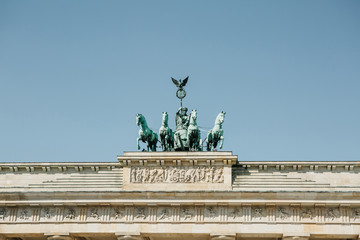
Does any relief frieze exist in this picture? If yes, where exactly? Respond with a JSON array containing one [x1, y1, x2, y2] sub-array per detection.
[[130, 166, 224, 183], [0, 204, 359, 224]]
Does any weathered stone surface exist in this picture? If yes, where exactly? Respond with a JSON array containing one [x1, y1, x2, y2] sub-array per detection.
[[0, 152, 359, 239]]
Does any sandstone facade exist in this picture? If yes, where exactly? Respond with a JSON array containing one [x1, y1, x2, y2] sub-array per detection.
[[0, 152, 359, 240]]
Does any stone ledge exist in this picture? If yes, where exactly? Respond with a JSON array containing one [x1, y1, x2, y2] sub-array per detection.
[[118, 152, 237, 167]]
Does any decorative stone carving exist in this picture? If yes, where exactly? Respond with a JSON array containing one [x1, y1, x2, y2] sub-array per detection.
[[0, 207, 7, 220], [1, 204, 360, 224], [113, 207, 125, 220], [278, 207, 290, 220], [158, 208, 171, 220], [64, 208, 76, 220], [228, 207, 241, 220], [134, 207, 147, 220], [252, 207, 265, 220], [130, 166, 224, 183], [18, 208, 30, 221], [205, 206, 218, 219], [180, 207, 194, 221], [89, 208, 100, 220], [41, 207, 56, 221], [352, 208, 360, 221], [326, 208, 339, 221], [301, 208, 314, 220]]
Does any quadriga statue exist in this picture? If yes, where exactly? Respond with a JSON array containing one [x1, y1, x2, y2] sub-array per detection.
[[206, 111, 225, 151], [136, 114, 158, 151]]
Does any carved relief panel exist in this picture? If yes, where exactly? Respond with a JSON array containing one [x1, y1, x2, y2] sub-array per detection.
[[180, 206, 195, 222], [130, 166, 224, 184], [157, 207, 172, 222], [111, 207, 125, 221], [228, 206, 242, 222], [277, 206, 291, 222], [325, 207, 340, 222], [301, 207, 315, 222], [251, 206, 266, 222], [134, 207, 148, 222], [204, 206, 220, 222], [63, 207, 78, 221], [17, 207, 32, 222]]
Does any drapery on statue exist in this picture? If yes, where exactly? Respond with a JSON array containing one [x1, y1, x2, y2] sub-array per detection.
[[174, 107, 190, 151], [206, 111, 226, 151], [136, 114, 158, 152], [159, 112, 174, 151]]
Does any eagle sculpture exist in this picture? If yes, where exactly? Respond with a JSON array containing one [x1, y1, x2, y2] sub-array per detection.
[[171, 76, 189, 89]]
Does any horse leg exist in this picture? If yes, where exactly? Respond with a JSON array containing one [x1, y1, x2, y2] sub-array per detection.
[[137, 137, 141, 150], [206, 132, 212, 151], [161, 134, 166, 151], [219, 136, 224, 149]]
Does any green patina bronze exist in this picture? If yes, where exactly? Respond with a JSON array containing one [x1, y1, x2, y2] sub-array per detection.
[[187, 109, 202, 151], [135, 76, 226, 152], [206, 111, 226, 151], [171, 76, 188, 107], [159, 111, 174, 151], [136, 113, 158, 151]]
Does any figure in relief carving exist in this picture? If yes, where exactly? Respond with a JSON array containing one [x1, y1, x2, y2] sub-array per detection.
[[159, 209, 171, 220], [65, 208, 76, 220], [302, 208, 314, 220], [19, 209, 29, 220], [278, 208, 290, 220], [90, 208, 100, 219], [114, 208, 124, 219], [213, 168, 223, 183], [327, 208, 337, 220], [0, 207, 7, 220], [182, 208, 193, 220], [205, 167, 214, 182], [229, 208, 241, 219], [136, 168, 143, 182], [135, 207, 146, 220], [43, 208, 53, 219], [130, 166, 224, 184], [131, 169, 136, 183], [254, 208, 264, 219], [352, 209, 360, 220], [206, 207, 217, 219]]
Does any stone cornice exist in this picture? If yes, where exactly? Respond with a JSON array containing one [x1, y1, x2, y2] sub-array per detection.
[[238, 161, 360, 172], [117, 151, 237, 166], [0, 162, 119, 173]]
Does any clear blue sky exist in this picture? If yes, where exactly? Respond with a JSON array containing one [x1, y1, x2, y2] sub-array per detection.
[[1, 1, 359, 162]]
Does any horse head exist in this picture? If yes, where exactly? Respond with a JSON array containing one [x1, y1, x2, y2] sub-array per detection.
[[136, 113, 144, 126], [216, 111, 226, 125], [190, 109, 197, 120], [162, 112, 168, 125]]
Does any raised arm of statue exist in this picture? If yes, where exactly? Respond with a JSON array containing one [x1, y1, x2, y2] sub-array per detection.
[[176, 107, 182, 115]]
